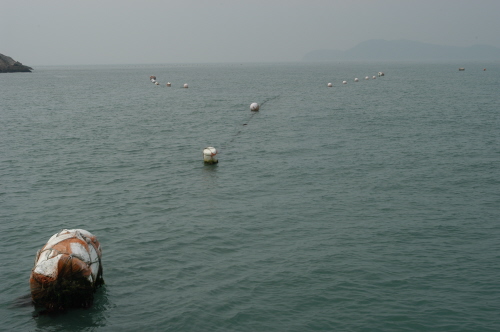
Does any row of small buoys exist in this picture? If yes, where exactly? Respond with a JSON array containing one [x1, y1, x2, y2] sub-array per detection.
[[328, 73, 382, 86], [150, 76, 187, 88], [458, 68, 488, 71], [30, 229, 104, 311]]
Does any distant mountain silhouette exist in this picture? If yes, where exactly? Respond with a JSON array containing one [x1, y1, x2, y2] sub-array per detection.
[[303, 39, 500, 61]]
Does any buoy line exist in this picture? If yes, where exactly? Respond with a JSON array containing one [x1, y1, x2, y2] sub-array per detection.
[[214, 95, 280, 159]]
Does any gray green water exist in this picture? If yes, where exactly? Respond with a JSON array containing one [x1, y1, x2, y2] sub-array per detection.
[[1, 62, 499, 331]]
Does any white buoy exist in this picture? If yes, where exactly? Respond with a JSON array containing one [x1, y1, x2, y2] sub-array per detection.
[[166, 82, 171, 87], [365, 76, 369, 80], [378, 72, 384, 77], [183, 83, 188, 88], [203, 147, 218, 164], [151, 79, 156, 83], [342, 81, 347, 84], [372, 76, 376, 79], [155, 82, 159, 85], [250, 102, 260, 112], [354, 78, 359, 82], [327, 83, 332, 87]]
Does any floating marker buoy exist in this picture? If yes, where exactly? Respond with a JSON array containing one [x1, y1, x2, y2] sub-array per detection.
[[373, 76, 376, 79], [483, 68, 486, 71], [327, 83, 332, 87], [250, 102, 260, 111], [459, 68, 465, 71], [183, 83, 188, 88], [167, 82, 171, 87], [365, 76, 369, 80], [203, 147, 218, 164], [342, 81, 347, 84], [150, 76, 156, 80], [155, 82, 159, 85], [30, 229, 104, 311], [354, 78, 359, 82], [378, 72, 384, 76]]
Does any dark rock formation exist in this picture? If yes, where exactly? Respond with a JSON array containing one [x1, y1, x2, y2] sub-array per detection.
[[0, 53, 33, 73]]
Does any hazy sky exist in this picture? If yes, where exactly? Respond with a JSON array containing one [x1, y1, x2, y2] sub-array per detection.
[[2, 0, 500, 65]]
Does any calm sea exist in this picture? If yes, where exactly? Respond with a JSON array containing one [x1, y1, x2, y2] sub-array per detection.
[[1, 62, 499, 331]]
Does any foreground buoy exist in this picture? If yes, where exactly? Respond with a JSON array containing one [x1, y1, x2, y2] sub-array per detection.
[[354, 78, 359, 82], [327, 83, 332, 87], [183, 83, 188, 88], [250, 102, 260, 111], [459, 68, 465, 71], [378, 72, 384, 77], [342, 81, 347, 84], [166, 82, 171, 87], [155, 82, 159, 85], [30, 229, 104, 311], [365, 76, 369, 80], [373, 76, 376, 79], [150, 76, 156, 80], [203, 147, 218, 164]]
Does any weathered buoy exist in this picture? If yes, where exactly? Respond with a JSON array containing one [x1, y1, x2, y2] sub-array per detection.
[[203, 147, 218, 164], [250, 102, 260, 111], [342, 80, 347, 84], [483, 68, 486, 71], [373, 76, 376, 79], [354, 78, 359, 82], [30, 229, 104, 311], [365, 76, 369, 80], [166, 82, 171, 87], [327, 83, 332, 87], [150, 76, 156, 80], [183, 83, 188, 88], [459, 68, 465, 71], [155, 81, 159, 85], [378, 72, 384, 77]]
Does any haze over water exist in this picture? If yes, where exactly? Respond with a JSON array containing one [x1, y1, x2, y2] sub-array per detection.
[[1, 61, 499, 331]]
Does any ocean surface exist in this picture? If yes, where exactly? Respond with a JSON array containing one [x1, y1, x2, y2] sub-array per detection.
[[1, 61, 499, 331]]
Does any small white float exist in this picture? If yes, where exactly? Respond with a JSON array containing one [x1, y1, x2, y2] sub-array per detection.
[[203, 147, 218, 164]]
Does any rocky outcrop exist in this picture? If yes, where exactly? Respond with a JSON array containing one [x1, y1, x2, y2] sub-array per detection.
[[0, 53, 33, 73]]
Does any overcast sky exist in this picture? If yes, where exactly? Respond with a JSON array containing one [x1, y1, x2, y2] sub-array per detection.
[[2, 0, 500, 65]]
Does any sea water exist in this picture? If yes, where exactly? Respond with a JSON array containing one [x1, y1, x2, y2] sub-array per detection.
[[1, 62, 499, 331]]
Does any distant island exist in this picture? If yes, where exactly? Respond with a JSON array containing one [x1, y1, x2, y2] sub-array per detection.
[[303, 39, 500, 61], [0, 53, 33, 72]]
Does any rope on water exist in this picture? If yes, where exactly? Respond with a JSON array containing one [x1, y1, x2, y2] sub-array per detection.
[[220, 95, 280, 152]]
